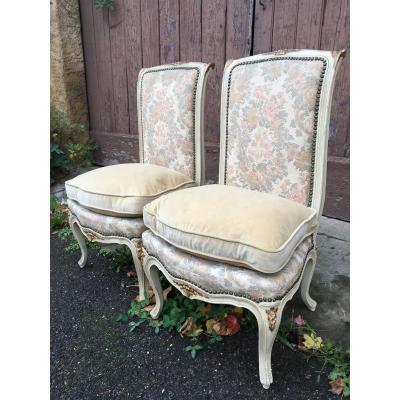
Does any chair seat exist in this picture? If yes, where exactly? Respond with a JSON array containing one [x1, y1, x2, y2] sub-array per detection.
[[68, 199, 146, 239], [143, 184, 317, 273], [65, 163, 195, 217], [143, 230, 314, 302]]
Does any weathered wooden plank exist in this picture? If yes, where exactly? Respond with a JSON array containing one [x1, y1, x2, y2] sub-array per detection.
[[125, 0, 142, 144], [109, 0, 129, 134], [92, 131, 139, 165], [320, 0, 350, 157], [272, 0, 298, 50], [202, 0, 227, 144], [323, 156, 350, 221], [160, 0, 180, 64], [226, 0, 254, 59], [79, 0, 100, 130], [141, 0, 160, 67], [92, 5, 114, 131], [205, 142, 220, 183], [253, 0, 274, 54], [295, 0, 324, 48], [180, 0, 202, 61]]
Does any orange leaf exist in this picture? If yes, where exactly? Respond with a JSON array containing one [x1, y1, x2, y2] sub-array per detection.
[[329, 378, 345, 395], [179, 317, 196, 336], [163, 286, 172, 301]]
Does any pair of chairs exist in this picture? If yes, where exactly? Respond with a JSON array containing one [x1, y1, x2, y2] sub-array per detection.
[[66, 49, 344, 389]]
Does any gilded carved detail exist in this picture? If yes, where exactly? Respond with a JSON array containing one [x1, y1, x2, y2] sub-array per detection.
[[135, 240, 144, 264], [265, 307, 278, 331], [83, 229, 100, 242], [176, 282, 208, 299]]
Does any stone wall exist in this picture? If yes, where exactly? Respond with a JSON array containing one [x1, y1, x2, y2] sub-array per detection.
[[50, 0, 89, 143]]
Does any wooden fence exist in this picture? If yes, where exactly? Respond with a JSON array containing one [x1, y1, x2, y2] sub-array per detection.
[[79, 0, 350, 220]]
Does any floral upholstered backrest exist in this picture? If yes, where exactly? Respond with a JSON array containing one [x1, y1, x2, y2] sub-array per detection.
[[219, 50, 344, 215], [137, 63, 212, 185]]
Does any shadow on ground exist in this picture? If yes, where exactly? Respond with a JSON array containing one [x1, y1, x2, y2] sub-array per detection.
[[51, 217, 349, 400]]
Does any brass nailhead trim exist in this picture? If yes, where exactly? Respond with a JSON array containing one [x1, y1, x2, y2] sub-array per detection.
[[143, 235, 314, 304]]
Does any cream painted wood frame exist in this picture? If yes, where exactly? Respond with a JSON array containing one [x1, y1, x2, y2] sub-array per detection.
[[68, 62, 213, 300], [143, 50, 345, 388]]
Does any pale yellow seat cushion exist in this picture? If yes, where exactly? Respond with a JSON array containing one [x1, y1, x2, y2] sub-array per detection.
[[143, 184, 318, 273], [65, 163, 195, 217]]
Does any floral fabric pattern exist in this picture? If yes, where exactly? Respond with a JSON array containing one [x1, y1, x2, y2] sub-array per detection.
[[225, 59, 324, 205], [143, 230, 314, 302], [140, 68, 199, 179], [68, 199, 146, 239]]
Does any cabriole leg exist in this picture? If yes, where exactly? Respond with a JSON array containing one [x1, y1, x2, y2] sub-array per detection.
[[255, 304, 282, 389], [300, 250, 317, 311], [144, 259, 164, 319], [127, 240, 148, 301], [69, 216, 88, 268]]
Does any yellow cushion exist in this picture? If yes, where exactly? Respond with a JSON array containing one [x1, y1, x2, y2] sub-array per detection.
[[65, 163, 195, 217], [143, 184, 318, 273]]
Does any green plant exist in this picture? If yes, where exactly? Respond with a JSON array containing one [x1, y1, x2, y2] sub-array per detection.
[[277, 314, 350, 397], [94, 0, 114, 10], [50, 195, 68, 230], [185, 343, 203, 359], [65, 141, 97, 166], [118, 287, 349, 397], [209, 330, 223, 344], [50, 108, 97, 183]]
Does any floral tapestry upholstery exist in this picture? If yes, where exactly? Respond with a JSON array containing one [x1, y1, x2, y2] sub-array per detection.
[[68, 199, 146, 239], [142, 230, 314, 303], [140, 68, 199, 179], [225, 58, 325, 206]]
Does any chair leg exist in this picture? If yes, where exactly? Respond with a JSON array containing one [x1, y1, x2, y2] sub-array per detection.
[[69, 216, 88, 268], [144, 258, 164, 319], [300, 250, 317, 311], [126, 240, 149, 302], [255, 304, 281, 389]]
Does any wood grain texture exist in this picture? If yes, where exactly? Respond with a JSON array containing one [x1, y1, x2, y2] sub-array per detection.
[[323, 156, 350, 220], [160, 0, 180, 63], [125, 0, 142, 141], [202, 0, 227, 144], [226, 0, 254, 59], [79, 0, 100, 129], [272, 0, 298, 50], [179, 0, 202, 61], [295, 0, 323, 48], [92, 6, 114, 131], [253, 0, 274, 54], [141, 0, 160, 67], [320, 0, 350, 157], [109, 0, 129, 134]]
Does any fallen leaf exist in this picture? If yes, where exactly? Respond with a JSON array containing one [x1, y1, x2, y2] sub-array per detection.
[[206, 318, 218, 334], [303, 333, 323, 350], [179, 317, 198, 336], [126, 271, 136, 278], [143, 304, 155, 312], [163, 286, 172, 301], [225, 314, 240, 335], [135, 287, 154, 304], [329, 378, 345, 395]]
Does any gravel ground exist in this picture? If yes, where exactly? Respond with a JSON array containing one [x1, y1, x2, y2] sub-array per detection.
[[51, 233, 340, 400]]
